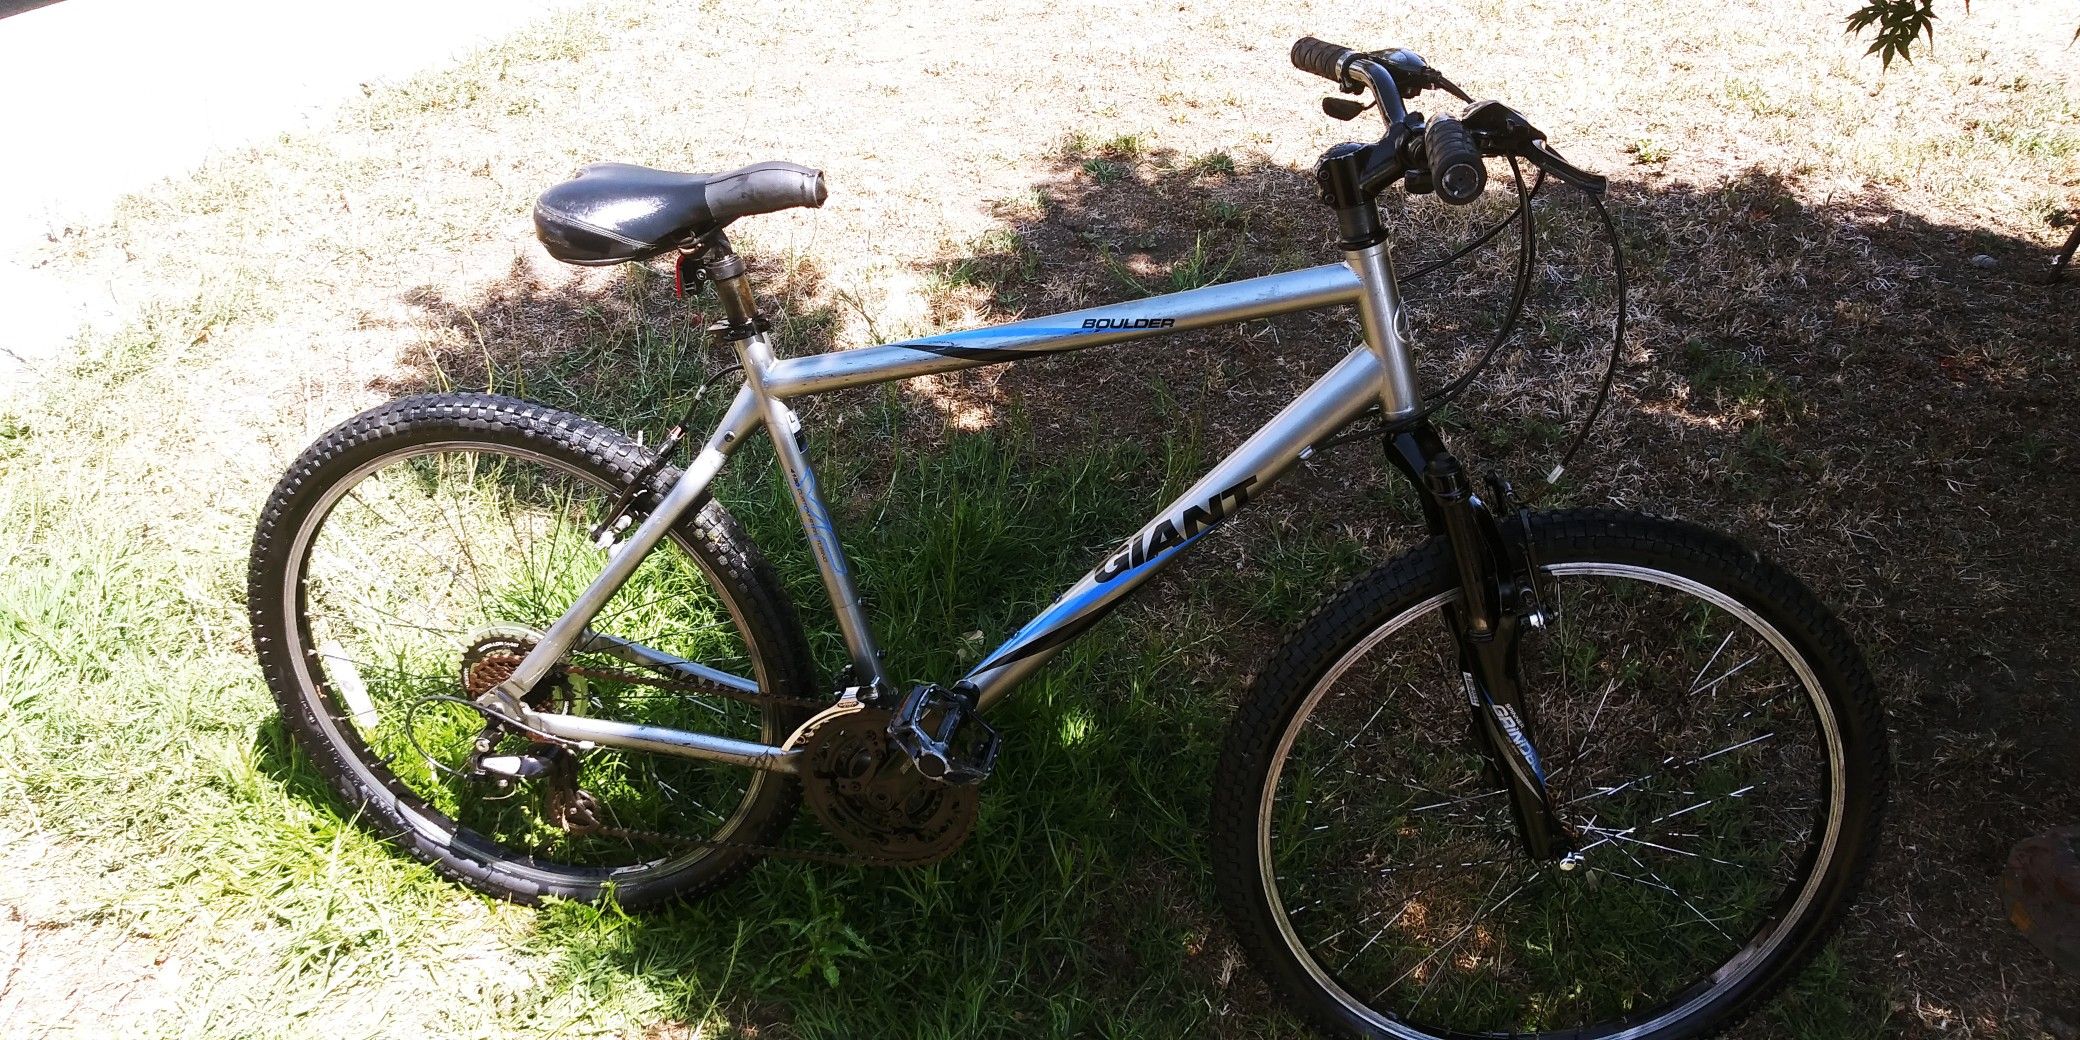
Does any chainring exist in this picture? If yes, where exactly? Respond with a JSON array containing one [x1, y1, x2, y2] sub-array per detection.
[[795, 703, 977, 866]]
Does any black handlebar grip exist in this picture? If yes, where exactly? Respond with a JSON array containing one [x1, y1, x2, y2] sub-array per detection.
[[1425, 116, 1487, 205], [1292, 36, 1357, 84]]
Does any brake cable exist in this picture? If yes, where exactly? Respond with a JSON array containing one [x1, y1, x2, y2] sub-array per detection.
[[1313, 154, 1538, 450], [1542, 190, 1626, 488], [587, 360, 744, 547], [1401, 165, 1547, 286], [1314, 150, 1629, 500]]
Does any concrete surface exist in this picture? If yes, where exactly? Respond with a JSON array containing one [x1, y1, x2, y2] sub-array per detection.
[[0, 0, 591, 394]]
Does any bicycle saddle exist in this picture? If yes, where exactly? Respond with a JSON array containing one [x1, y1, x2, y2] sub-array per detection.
[[533, 161, 827, 266]]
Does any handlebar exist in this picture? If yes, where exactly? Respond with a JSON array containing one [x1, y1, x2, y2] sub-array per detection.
[[1423, 116, 1486, 205], [1292, 36, 1411, 127], [1290, 35, 1356, 84], [1290, 36, 1606, 205]]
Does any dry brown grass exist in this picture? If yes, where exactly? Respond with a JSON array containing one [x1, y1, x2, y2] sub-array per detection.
[[8, 0, 2080, 1035]]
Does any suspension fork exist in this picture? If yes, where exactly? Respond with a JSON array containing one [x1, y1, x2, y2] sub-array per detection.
[[1384, 424, 1573, 861]]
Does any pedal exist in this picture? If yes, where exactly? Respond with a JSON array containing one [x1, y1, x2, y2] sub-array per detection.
[[887, 684, 1000, 786]]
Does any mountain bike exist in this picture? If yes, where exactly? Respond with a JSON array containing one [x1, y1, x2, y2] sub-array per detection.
[[248, 38, 1888, 1040]]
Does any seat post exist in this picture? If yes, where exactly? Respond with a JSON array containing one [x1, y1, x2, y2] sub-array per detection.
[[699, 234, 764, 339]]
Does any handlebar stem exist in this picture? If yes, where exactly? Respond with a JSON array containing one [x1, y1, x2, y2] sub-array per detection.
[[1313, 143, 1388, 250], [1341, 56, 1410, 131]]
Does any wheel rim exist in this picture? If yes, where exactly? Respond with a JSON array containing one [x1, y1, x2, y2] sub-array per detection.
[[280, 440, 782, 881], [1256, 563, 1846, 1038]]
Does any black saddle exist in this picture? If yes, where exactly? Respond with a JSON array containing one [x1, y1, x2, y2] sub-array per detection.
[[533, 161, 827, 266]]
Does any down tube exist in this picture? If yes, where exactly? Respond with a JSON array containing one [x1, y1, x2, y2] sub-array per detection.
[[963, 347, 1390, 710]]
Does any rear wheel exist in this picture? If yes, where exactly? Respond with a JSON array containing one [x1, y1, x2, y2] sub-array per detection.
[[248, 393, 818, 908], [1211, 510, 1887, 1039]]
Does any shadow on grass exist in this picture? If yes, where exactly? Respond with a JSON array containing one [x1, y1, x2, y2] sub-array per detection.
[[300, 139, 2080, 1036]]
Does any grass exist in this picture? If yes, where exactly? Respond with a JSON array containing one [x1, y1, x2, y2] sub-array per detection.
[[1100, 232, 1245, 297], [6, 0, 2080, 1036]]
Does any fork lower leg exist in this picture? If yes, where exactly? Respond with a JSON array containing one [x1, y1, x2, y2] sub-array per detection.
[[1388, 424, 1572, 861]]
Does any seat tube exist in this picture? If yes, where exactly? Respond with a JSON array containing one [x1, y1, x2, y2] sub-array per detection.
[[1344, 238, 1423, 420], [706, 246, 891, 691]]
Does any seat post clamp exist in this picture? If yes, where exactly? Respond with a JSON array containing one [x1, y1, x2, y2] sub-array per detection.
[[673, 249, 711, 299], [704, 314, 772, 344]]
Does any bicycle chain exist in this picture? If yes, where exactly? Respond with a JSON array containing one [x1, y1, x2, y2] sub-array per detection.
[[528, 669, 931, 868], [558, 662, 834, 710], [550, 781, 917, 868]]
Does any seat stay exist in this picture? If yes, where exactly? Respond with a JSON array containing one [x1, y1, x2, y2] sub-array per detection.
[[485, 383, 763, 707]]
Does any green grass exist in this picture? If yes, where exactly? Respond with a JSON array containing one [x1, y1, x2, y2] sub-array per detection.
[[1678, 336, 1788, 413], [1081, 157, 1128, 184], [1100, 232, 1244, 297], [0, 279, 1296, 1036]]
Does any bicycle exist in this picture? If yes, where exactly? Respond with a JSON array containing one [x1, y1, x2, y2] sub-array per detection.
[[248, 38, 1888, 1040]]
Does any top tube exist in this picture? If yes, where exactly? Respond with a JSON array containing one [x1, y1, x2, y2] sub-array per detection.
[[759, 262, 1363, 400]]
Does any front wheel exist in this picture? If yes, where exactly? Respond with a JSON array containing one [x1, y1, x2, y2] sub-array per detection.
[[1211, 509, 1887, 1040]]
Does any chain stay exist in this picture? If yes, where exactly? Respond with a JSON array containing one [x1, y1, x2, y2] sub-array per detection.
[[528, 676, 955, 868]]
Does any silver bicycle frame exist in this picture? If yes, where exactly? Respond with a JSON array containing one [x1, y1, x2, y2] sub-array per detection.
[[491, 240, 1421, 772]]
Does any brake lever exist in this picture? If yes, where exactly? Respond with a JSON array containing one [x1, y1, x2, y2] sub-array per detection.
[[1322, 96, 1374, 121], [1373, 49, 1474, 103], [1458, 100, 1608, 195], [1522, 138, 1608, 194]]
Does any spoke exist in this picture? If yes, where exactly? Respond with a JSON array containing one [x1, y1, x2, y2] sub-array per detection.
[[495, 474, 588, 621], [1581, 825, 1743, 867], [1410, 788, 1505, 813], [1312, 699, 1394, 779], [1340, 896, 1421, 972], [344, 487, 474, 607], [1596, 864, 1681, 895], [1373, 871, 1536, 1003], [317, 652, 448, 685], [427, 473, 496, 616], [1575, 785, 1758, 857], [1688, 630, 1735, 694], [1602, 834, 1734, 943], [1572, 676, 1622, 764], [1566, 734, 1773, 807], [315, 585, 472, 640], [1731, 684, 1793, 723], [1374, 856, 1511, 876], [311, 524, 477, 646], [1695, 733, 1775, 764], [1690, 653, 1760, 698], [1316, 904, 1378, 946], [360, 480, 498, 623]]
